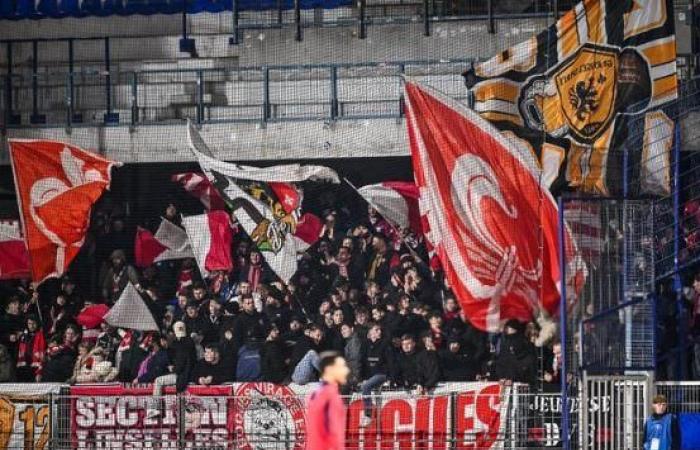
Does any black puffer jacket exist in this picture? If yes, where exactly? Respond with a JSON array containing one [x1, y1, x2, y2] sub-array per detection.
[[170, 336, 197, 392], [361, 338, 394, 379], [494, 333, 537, 384], [260, 339, 287, 383]]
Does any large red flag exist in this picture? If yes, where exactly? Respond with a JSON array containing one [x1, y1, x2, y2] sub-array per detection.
[[404, 82, 581, 333], [9, 140, 120, 283]]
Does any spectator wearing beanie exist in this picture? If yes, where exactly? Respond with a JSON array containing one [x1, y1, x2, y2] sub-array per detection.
[[438, 337, 476, 382], [494, 319, 537, 384], [146, 321, 196, 418]]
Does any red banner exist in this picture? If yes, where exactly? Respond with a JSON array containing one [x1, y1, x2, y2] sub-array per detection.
[[70, 382, 507, 450]]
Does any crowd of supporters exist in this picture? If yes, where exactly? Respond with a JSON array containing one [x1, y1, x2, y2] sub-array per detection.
[[0, 198, 563, 404]]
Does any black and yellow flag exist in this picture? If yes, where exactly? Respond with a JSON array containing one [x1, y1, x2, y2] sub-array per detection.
[[464, 0, 677, 196]]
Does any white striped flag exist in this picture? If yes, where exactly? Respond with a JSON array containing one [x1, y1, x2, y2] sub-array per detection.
[[357, 181, 422, 234], [182, 211, 234, 277]]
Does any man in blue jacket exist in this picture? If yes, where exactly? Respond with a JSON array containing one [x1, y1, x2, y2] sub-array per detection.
[[644, 394, 681, 450]]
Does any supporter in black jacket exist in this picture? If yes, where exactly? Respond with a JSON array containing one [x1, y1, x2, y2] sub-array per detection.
[[170, 323, 198, 392], [183, 301, 205, 339], [361, 324, 395, 381], [394, 334, 424, 393], [494, 320, 537, 384], [233, 296, 266, 349], [191, 343, 230, 385], [418, 333, 441, 391], [438, 338, 476, 381], [201, 300, 224, 345], [260, 325, 287, 383], [41, 335, 77, 383]]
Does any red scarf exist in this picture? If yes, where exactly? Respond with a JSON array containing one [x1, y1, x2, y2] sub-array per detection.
[[178, 269, 194, 292], [247, 264, 262, 291], [17, 331, 46, 375], [118, 330, 133, 353]]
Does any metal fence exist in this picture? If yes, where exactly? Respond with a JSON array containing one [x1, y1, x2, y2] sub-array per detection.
[[0, 59, 469, 130], [2, 378, 698, 450], [656, 381, 700, 413], [1, 383, 568, 450]]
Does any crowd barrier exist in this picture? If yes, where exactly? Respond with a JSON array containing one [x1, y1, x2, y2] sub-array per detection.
[[0, 381, 556, 450]]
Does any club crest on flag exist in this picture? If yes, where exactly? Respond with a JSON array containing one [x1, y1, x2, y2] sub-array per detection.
[[210, 171, 300, 255], [465, 0, 677, 196]]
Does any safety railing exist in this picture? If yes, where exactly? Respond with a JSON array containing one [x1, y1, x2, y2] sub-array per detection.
[[0, 59, 470, 130], [3, 379, 699, 450], [2, 55, 697, 132], [1, 381, 571, 450]]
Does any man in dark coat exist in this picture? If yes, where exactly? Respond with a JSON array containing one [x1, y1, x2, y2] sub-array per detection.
[[147, 322, 197, 419], [394, 334, 439, 394], [233, 296, 265, 349], [201, 300, 224, 345], [192, 343, 230, 385], [260, 324, 287, 383], [439, 337, 476, 381], [494, 320, 537, 384]]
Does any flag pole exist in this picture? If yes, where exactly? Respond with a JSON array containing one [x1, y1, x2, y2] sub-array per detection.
[[343, 177, 424, 264]]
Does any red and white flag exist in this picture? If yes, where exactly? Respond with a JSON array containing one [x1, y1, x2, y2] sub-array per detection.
[[357, 181, 422, 234], [181, 211, 234, 277], [405, 82, 581, 332], [9, 140, 120, 283], [171, 172, 226, 211], [134, 219, 194, 268], [0, 220, 30, 280]]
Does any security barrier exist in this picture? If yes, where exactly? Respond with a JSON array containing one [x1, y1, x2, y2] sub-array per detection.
[[0, 382, 547, 450], [1, 379, 699, 450]]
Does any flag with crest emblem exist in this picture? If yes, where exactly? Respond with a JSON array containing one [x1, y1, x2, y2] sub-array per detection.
[[463, 0, 677, 196]]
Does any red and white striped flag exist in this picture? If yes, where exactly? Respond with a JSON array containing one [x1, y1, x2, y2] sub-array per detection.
[[181, 211, 234, 277], [0, 220, 30, 280], [357, 181, 422, 234], [171, 172, 226, 211], [134, 219, 194, 268]]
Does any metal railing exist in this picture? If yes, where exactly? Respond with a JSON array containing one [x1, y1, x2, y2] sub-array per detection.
[[2, 55, 697, 131], [6, 382, 573, 450], [2, 378, 699, 450], [0, 59, 470, 130]]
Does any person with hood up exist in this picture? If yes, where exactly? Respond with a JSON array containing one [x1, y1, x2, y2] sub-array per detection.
[[494, 319, 537, 384], [147, 321, 197, 419], [101, 249, 139, 304]]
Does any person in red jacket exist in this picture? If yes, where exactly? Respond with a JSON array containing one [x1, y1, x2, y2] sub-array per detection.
[[305, 351, 350, 450]]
